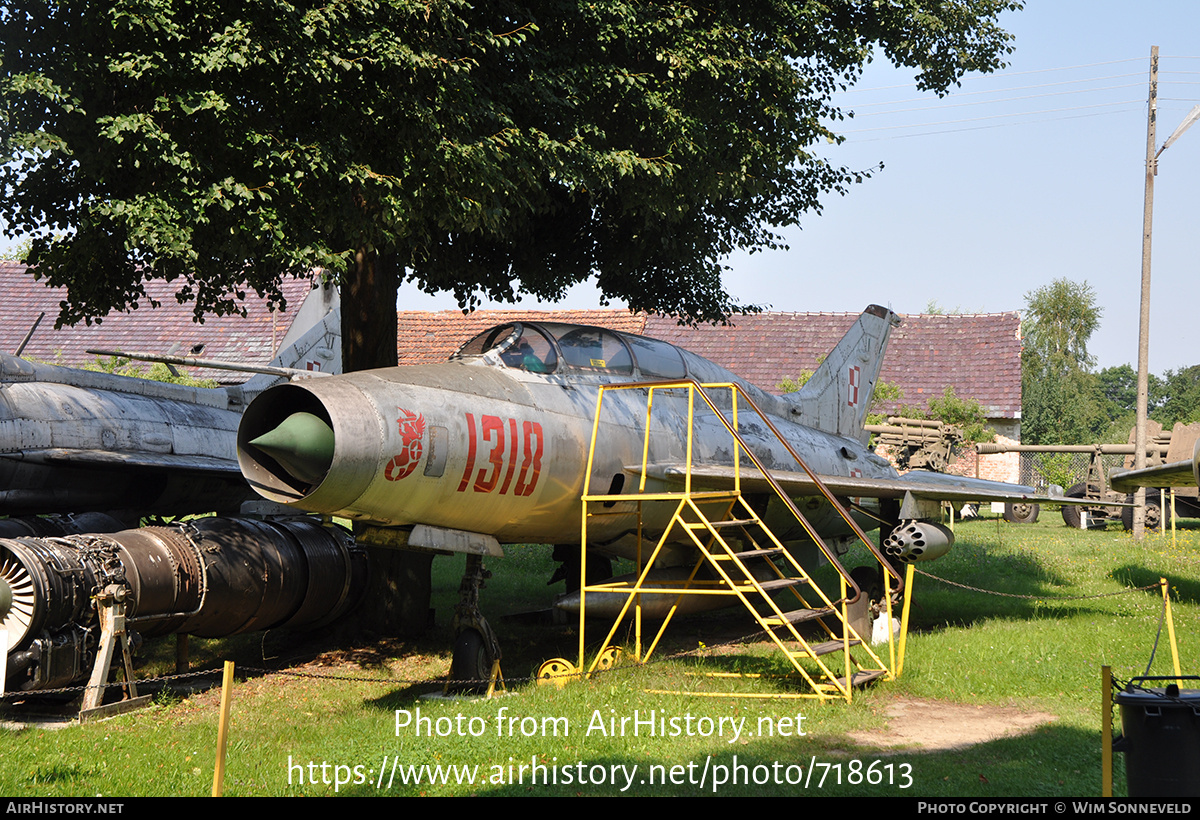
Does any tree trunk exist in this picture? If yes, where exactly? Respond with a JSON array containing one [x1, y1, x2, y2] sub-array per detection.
[[342, 246, 399, 372], [341, 248, 433, 637]]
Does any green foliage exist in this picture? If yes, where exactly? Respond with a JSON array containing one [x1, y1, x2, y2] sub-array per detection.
[[926, 386, 990, 444], [84, 357, 219, 388], [870, 380, 905, 416], [776, 372, 813, 395], [1021, 278, 1102, 374], [1021, 279, 1104, 444], [923, 299, 980, 315], [1, 236, 32, 262], [1156, 364, 1200, 427], [1033, 452, 1075, 491], [1094, 363, 1164, 425], [1, 0, 1020, 330]]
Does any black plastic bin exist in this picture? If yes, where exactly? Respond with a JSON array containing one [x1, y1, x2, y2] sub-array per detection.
[[1114, 676, 1200, 797]]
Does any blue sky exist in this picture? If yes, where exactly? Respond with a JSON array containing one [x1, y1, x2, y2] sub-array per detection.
[[399, 1, 1200, 376]]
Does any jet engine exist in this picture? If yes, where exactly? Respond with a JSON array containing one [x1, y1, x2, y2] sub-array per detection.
[[881, 520, 954, 563], [1, 517, 366, 693]]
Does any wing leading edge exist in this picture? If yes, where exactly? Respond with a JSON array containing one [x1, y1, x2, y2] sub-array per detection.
[[0, 448, 243, 474], [1110, 439, 1200, 492], [636, 463, 1097, 506]]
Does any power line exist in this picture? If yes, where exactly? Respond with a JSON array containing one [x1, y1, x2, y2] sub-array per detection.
[[838, 57, 1149, 95], [848, 83, 1145, 117], [840, 99, 1144, 135], [841, 107, 1141, 142], [846, 73, 1144, 110]]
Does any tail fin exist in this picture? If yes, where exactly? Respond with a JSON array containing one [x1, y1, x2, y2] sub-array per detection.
[[237, 282, 342, 400], [782, 305, 900, 441]]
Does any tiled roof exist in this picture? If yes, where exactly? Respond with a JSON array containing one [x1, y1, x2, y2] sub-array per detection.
[[883, 312, 1022, 418], [646, 310, 1023, 418], [0, 261, 323, 379], [397, 309, 650, 365], [398, 307, 1022, 418]]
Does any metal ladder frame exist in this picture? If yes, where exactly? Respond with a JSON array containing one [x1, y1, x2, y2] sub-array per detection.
[[576, 381, 906, 702]]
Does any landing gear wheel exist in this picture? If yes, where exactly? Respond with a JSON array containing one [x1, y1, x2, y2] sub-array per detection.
[[1122, 490, 1162, 532], [449, 628, 493, 694], [849, 565, 883, 603], [549, 547, 613, 593], [1060, 483, 1087, 528], [845, 565, 883, 641], [1004, 501, 1039, 524]]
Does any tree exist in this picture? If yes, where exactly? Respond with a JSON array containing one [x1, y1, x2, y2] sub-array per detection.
[[1021, 279, 1102, 375], [2, 0, 1022, 634], [3, 0, 1021, 354], [1157, 365, 1200, 428], [1020, 278, 1103, 444], [925, 386, 990, 445]]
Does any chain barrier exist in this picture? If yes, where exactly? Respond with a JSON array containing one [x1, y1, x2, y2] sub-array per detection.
[[911, 566, 1161, 600], [1, 616, 794, 703]]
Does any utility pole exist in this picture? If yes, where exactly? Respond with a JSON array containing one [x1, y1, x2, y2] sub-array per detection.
[[1133, 46, 1157, 540], [1132, 48, 1200, 540]]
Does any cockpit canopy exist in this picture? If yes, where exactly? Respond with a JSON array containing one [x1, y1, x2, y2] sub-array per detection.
[[453, 323, 688, 380]]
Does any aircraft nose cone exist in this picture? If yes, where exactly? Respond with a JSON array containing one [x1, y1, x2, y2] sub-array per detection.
[[249, 412, 335, 485]]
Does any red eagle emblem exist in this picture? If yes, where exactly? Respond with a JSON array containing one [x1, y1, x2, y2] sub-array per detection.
[[384, 408, 425, 481]]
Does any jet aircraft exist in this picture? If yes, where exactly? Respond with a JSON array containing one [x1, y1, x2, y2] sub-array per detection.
[[0, 284, 342, 524], [1, 284, 353, 696], [237, 304, 1071, 676]]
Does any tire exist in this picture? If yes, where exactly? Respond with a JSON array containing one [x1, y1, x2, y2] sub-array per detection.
[[1060, 482, 1088, 529], [1121, 490, 1162, 532], [551, 553, 613, 593], [849, 565, 883, 603], [449, 628, 492, 694], [1004, 501, 1040, 524]]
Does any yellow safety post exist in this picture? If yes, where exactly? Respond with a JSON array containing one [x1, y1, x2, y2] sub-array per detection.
[[212, 661, 234, 797], [1170, 489, 1177, 550], [1161, 578, 1182, 685], [1101, 665, 1113, 798], [897, 563, 915, 678], [884, 564, 896, 678]]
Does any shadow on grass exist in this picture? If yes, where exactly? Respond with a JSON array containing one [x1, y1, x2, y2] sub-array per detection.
[[1112, 564, 1200, 606]]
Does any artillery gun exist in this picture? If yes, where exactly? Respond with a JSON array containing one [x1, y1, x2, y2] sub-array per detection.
[[975, 421, 1200, 529]]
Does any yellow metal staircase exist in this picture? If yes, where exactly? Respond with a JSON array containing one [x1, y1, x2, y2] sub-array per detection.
[[566, 381, 906, 702]]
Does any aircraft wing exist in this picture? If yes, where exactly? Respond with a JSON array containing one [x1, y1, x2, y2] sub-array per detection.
[[1110, 460, 1197, 492], [0, 448, 242, 474], [1109, 440, 1200, 492], [636, 463, 1087, 506]]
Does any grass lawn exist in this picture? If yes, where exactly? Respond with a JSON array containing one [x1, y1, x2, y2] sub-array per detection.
[[2, 512, 1198, 797]]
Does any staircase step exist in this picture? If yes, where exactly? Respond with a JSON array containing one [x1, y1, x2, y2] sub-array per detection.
[[719, 547, 785, 561], [750, 578, 808, 593], [834, 669, 888, 689], [803, 639, 862, 657], [684, 518, 759, 530], [761, 607, 832, 627]]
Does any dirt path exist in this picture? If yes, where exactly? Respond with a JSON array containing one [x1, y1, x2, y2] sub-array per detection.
[[847, 697, 1056, 752]]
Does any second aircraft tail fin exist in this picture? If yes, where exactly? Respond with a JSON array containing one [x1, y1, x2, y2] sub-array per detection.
[[781, 305, 900, 442]]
